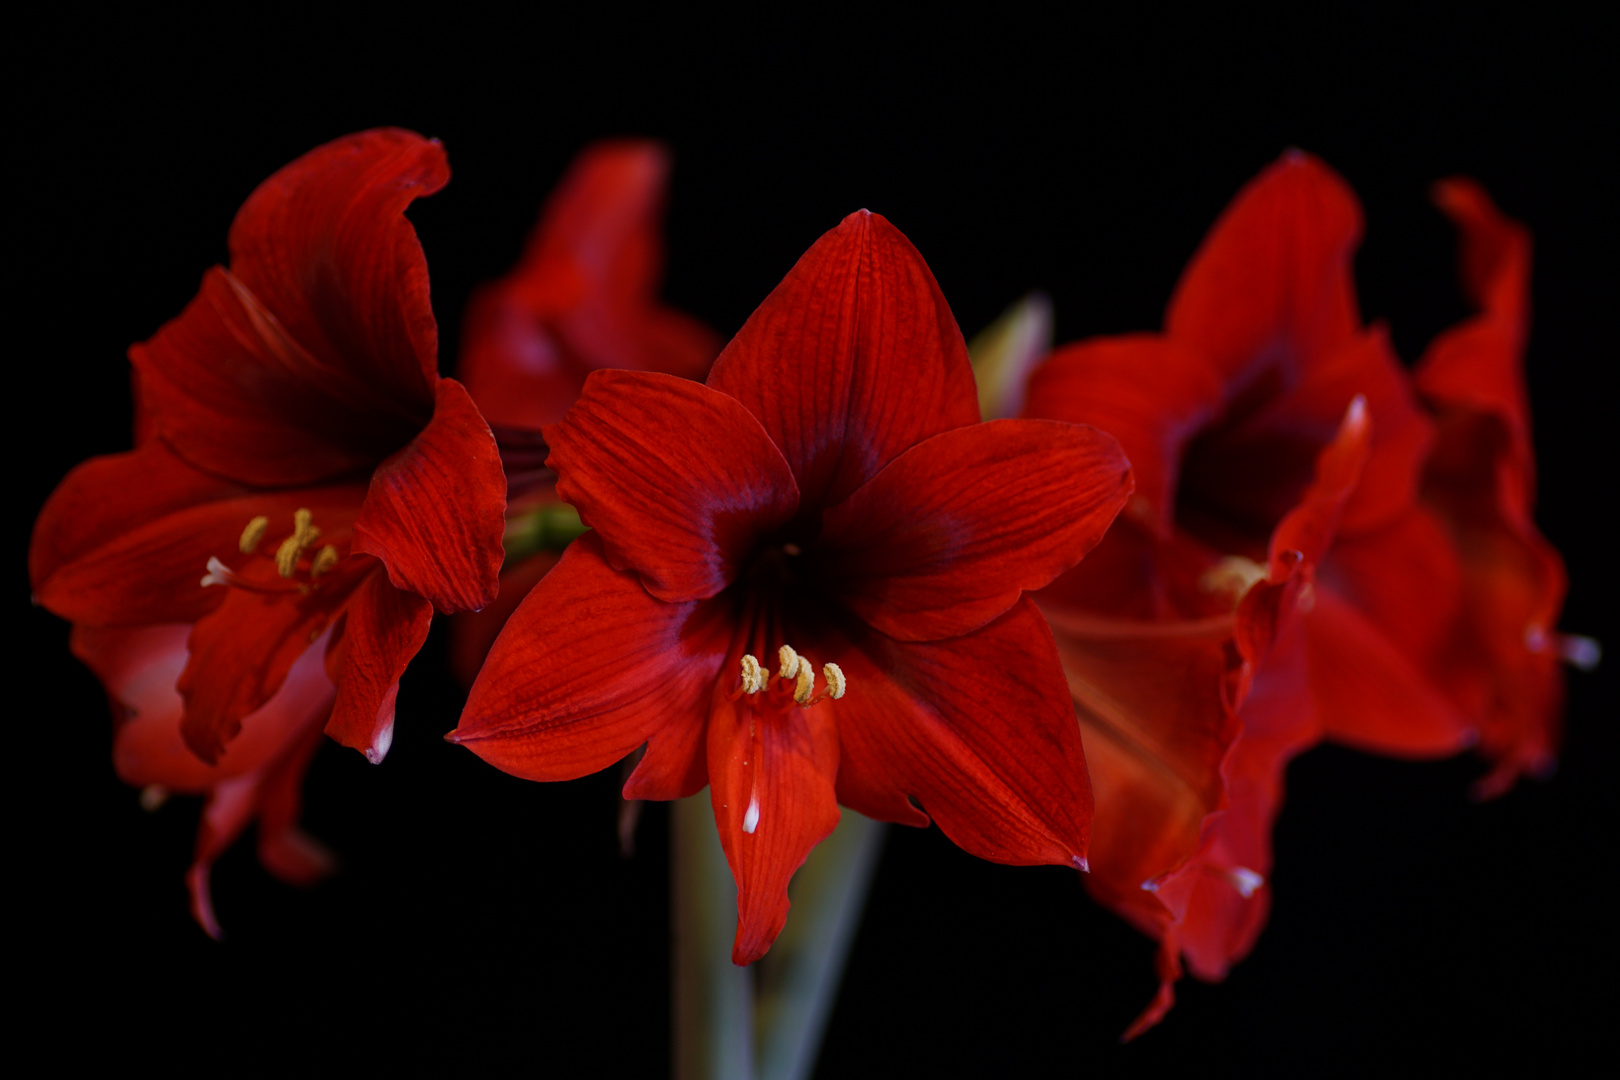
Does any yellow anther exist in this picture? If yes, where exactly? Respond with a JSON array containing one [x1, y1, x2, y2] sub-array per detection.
[[310, 544, 340, 577], [822, 662, 846, 700], [794, 658, 815, 705], [739, 654, 765, 695], [239, 516, 269, 554], [292, 507, 319, 546], [777, 644, 800, 680], [275, 535, 302, 578]]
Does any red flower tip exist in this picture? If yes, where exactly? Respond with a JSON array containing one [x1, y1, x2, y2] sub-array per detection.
[[1073, 855, 1090, 873]]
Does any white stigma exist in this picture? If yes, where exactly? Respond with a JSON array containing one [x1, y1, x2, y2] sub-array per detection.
[[743, 795, 761, 834], [200, 556, 233, 588], [1226, 867, 1264, 898]]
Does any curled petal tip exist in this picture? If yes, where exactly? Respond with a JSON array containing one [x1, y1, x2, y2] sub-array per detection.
[[1344, 393, 1368, 428], [362, 723, 394, 765], [1072, 855, 1090, 873]]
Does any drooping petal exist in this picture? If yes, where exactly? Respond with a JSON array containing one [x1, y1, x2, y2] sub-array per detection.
[[178, 556, 369, 764], [707, 210, 981, 512], [253, 722, 338, 887], [1166, 151, 1362, 384], [1022, 333, 1224, 530], [352, 378, 506, 614], [1041, 609, 1242, 922], [828, 598, 1091, 867], [708, 681, 841, 964], [818, 419, 1132, 641], [452, 534, 733, 782], [547, 370, 800, 603], [323, 569, 434, 763], [1304, 589, 1472, 756], [37, 462, 363, 628], [227, 128, 447, 406]]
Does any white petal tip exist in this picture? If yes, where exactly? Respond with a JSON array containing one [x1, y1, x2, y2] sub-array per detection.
[[1228, 867, 1264, 898], [1072, 856, 1090, 873], [364, 723, 395, 765], [742, 797, 760, 835]]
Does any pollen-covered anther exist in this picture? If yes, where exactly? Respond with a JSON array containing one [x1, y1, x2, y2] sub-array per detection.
[[310, 544, 340, 578], [793, 658, 816, 705], [238, 515, 269, 554], [1200, 555, 1267, 600], [822, 662, 846, 700], [737, 654, 766, 696], [777, 644, 800, 679], [274, 508, 322, 578]]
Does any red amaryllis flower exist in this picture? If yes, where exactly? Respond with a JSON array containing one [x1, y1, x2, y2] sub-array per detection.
[[29, 129, 506, 927], [1023, 152, 1475, 1033], [449, 141, 720, 686], [454, 210, 1133, 962], [1414, 179, 1582, 797]]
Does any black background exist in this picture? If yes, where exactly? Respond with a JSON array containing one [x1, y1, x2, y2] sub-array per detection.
[[17, 9, 1613, 1074]]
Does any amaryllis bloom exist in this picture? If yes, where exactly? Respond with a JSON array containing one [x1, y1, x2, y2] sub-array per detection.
[[29, 129, 505, 927], [449, 141, 720, 686], [454, 210, 1133, 962], [1414, 179, 1583, 797], [1022, 152, 1476, 1033]]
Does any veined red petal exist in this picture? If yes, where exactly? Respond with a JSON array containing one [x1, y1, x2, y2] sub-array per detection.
[[227, 128, 447, 406], [829, 598, 1091, 866], [1022, 334, 1223, 531], [708, 678, 841, 964], [324, 570, 434, 763], [819, 419, 1132, 641], [352, 378, 506, 614], [1166, 151, 1362, 384], [178, 557, 370, 764], [452, 534, 732, 781], [132, 266, 427, 487], [33, 445, 364, 627], [449, 551, 562, 689], [547, 370, 801, 603], [707, 211, 980, 512]]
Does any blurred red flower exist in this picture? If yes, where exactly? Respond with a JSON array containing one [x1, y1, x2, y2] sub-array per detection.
[[1023, 152, 1484, 1034], [449, 141, 721, 687], [453, 210, 1132, 962], [30, 129, 506, 932]]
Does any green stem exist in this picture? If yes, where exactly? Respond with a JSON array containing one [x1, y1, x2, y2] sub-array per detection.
[[755, 812, 886, 1080], [673, 793, 754, 1080]]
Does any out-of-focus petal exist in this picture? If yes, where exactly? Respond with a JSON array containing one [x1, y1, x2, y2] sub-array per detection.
[[449, 551, 562, 689], [819, 419, 1131, 641], [707, 211, 980, 513]]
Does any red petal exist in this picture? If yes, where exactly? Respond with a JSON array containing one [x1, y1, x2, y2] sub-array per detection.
[[1040, 609, 1242, 922], [708, 679, 841, 964], [34, 445, 365, 627], [1166, 151, 1362, 384], [459, 141, 720, 429], [819, 419, 1132, 641], [132, 266, 427, 486], [449, 551, 562, 689], [829, 597, 1092, 866], [1022, 333, 1223, 530], [453, 534, 732, 782], [707, 211, 980, 512], [227, 129, 446, 406], [1305, 589, 1471, 756], [1267, 396, 1371, 572], [547, 370, 800, 603], [178, 557, 370, 764], [352, 378, 506, 613], [324, 570, 434, 763], [1324, 506, 1463, 673], [253, 722, 337, 887]]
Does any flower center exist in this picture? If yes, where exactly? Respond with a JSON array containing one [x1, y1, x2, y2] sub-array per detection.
[[725, 644, 848, 835], [200, 508, 343, 595]]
